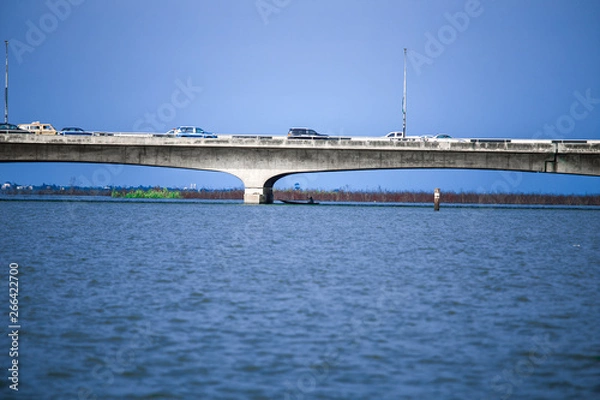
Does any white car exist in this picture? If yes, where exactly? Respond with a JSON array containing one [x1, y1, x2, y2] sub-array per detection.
[[385, 132, 420, 141], [430, 134, 466, 142]]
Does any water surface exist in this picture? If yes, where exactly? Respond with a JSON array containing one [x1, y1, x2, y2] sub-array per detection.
[[1, 199, 599, 399]]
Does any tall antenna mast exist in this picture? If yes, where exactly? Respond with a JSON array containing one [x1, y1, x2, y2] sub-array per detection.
[[4, 40, 8, 123], [402, 48, 407, 138]]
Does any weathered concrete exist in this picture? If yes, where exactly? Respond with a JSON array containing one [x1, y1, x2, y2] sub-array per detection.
[[1, 134, 599, 203]]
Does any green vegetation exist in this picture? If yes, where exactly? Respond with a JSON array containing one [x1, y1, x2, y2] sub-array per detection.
[[111, 188, 181, 199]]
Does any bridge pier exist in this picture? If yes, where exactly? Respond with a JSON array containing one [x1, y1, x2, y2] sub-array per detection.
[[232, 170, 281, 204], [243, 187, 274, 204]]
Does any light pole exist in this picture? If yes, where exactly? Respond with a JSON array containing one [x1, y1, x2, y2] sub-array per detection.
[[402, 48, 407, 139], [4, 40, 8, 123]]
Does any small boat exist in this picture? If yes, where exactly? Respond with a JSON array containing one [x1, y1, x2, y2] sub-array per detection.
[[279, 198, 319, 205]]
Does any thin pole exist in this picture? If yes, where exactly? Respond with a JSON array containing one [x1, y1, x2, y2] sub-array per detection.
[[402, 48, 407, 138], [4, 40, 8, 123]]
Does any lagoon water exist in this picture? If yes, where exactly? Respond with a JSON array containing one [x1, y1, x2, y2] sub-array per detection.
[[1, 198, 599, 399]]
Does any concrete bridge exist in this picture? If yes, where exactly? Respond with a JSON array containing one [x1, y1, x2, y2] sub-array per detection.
[[1, 134, 599, 203]]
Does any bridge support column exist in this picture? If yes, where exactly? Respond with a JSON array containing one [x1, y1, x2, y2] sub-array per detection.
[[244, 187, 274, 204], [229, 170, 280, 204]]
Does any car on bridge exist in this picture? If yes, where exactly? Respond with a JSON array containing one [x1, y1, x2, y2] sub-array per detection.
[[18, 121, 58, 135], [0, 123, 33, 134], [428, 134, 466, 142], [166, 126, 217, 138], [59, 127, 94, 136], [385, 132, 419, 141], [287, 128, 328, 139]]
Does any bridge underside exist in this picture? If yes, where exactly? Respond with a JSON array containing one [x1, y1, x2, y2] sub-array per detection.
[[1, 136, 599, 203]]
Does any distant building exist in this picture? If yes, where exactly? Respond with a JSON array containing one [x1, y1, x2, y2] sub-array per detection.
[[1, 182, 11, 190]]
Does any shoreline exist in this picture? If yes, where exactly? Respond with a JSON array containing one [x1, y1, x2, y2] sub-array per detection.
[[1, 187, 600, 206]]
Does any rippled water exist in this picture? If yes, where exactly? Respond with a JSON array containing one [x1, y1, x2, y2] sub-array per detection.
[[1, 199, 599, 399]]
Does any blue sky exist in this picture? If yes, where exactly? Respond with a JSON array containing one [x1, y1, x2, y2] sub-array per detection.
[[1, 0, 599, 194]]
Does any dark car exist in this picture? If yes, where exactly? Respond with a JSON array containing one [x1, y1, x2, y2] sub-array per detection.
[[59, 127, 93, 136], [287, 128, 328, 139], [0, 123, 33, 134]]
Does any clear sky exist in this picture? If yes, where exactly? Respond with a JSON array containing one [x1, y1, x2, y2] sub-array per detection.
[[1, 0, 599, 194]]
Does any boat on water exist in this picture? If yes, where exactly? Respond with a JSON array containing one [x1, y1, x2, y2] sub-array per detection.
[[279, 198, 319, 205]]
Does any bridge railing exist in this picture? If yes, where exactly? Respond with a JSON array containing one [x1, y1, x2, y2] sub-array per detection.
[[2, 130, 599, 148]]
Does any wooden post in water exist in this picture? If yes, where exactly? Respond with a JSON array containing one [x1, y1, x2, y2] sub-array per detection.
[[434, 188, 441, 211]]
